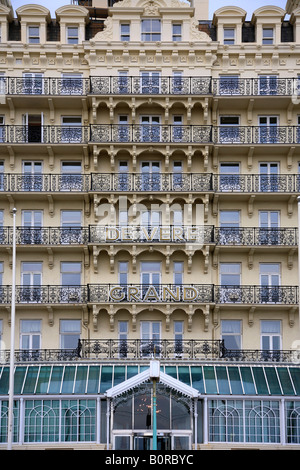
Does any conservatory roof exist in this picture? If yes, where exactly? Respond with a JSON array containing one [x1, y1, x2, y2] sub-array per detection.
[[0, 363, 299, 397]]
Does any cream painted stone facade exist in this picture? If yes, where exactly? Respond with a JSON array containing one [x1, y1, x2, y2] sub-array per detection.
[[0, 0, 299, 451]]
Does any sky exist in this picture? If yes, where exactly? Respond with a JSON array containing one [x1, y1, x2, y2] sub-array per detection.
[[11, 0, 287, 19]]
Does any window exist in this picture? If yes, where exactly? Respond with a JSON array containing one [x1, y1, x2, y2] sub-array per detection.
[[219, 116, 240, 143], [20, 320, 41, 350], [258, 75, 278, 95], [61, 262, 82, 303], [21, 210, 43, 244], [61, 210, 82, 244], [219, 211, 240, 244], [0, 160, 4, 189], [61, 116, 82, 143], [21, 262, 42, 302], [61, 161, 82, 191], [23, 73, 43, 95], [140, 116, 161, 143], [60, 319, 81, 349], [219, 162, 240, 191], [219, 75, 240, 95], [172, 23, 182, 41], [259, 211, 280, 245], [61, 73, 83, 95], [221, 320, 242, 349], [219, 263, 241, 303], [140, 261, 161, 287], [28, 26, 40, 44], [0, 261, 3, 285], [141, 19, 161, 41], [141, 71, 160, 94], [120, 23, 130, 41], [117, 71, 129, 94], [258, 116, 279, 144], [263, 27, 274, 44], [22, 161, 43, 191], [119, 261, 128, 286], [141, 210, 161, 240], [118, 161, 129, 191], [259, 162, 279, 191], [140, 321, 161, 356], [223, 27, 235, 45], [118, 321, 128, 358], [172, 161, 183, 189], [173, 115, 184, 142], [61, 262, 81, 285], [259, 263, 281, 303], [67, 26, 79, 44], [261, 320, 281, 351], [0, 116, 4, 144], [173, 261, 183, 285], [141, 160, 161, 190], [174, 321, 183, 357]]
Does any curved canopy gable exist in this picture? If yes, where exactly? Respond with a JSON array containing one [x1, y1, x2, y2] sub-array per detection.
[[106, 367, 199, 399]]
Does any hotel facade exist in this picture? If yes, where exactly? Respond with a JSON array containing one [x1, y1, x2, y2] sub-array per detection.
[[0, 0, 299, 450]]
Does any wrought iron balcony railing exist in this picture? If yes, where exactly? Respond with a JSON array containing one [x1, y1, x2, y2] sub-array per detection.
[[90, 124, 212, 144], [213, 125, 300, 144], [215, 285, 298, 305], [4, 76, 299, 97], [0, 125, 90, 144], [0, 125, 300, 145], [0, 226, 296, 247], [90, 76, 211, 95], [215, 227, 298, 246], [3, 77, 90, 96], [0, 173, 91, 192], [214, 174, 300, 193], [78, 339, 224, 361], [0, 173, 299, 194], [91, 172, 213, 192], [211, 77, 300, 96], [0, 286, 88, 304], [0, 341, 298, 364]]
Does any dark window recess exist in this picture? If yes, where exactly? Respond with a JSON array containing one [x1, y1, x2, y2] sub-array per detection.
[[281, 22, 294, 42], [8, 20, 21, 41], [47, 21, 60, 41], [242, 22, 255, 42], [86, 21, 105, 40], [198, 21, 217, 41]]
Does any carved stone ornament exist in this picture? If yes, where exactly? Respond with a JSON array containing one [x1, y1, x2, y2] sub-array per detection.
[[190, 18, 211, 42], [93, 16, 113, 41]]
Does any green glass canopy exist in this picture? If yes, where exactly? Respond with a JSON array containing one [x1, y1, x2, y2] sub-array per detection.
[[0, 364, 299, 397]]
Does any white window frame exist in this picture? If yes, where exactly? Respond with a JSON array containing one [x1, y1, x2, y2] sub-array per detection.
[[28, 25, 40, 44], [262, 27, 274, 45], [141, 19, 161, 41], [172, 23, 182, 41], [120, 23, 130, 41], [66, 26, 79, 44], [223, 27, 235, 45]]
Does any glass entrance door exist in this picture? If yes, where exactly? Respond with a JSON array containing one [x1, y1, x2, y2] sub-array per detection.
[[134, 435, 171, 450]]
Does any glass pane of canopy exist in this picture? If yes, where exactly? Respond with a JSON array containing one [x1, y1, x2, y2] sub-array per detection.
[[0, 365, 299, 397]]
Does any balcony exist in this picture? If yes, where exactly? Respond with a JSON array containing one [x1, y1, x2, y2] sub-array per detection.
[[91, 172, 213, 192], [4, 76, 299, 97], [213, 126, 300, 145], [90, 124, 212, 144], [90, 76, 211, 95], [0, 173, 90, 192], [215, 285, 298, 305], [0, 340, 299, 364], [0, 286, 88, 304], [215, 227, 298, 246], [211, 77, 298, 96], [0, 125, 89, 144], [214, 174, 300, 193], [4, 76, 90, 96]]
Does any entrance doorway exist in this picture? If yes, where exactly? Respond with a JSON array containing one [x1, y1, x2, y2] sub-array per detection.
[[134, 434, 171, 450]]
